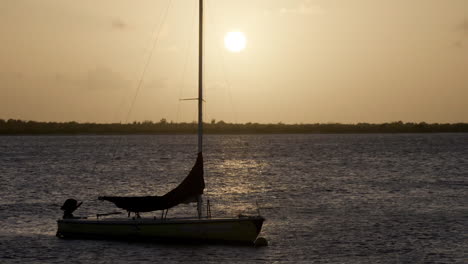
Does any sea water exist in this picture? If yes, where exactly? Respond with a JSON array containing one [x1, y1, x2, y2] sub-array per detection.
[[0, 134, 466, 263]]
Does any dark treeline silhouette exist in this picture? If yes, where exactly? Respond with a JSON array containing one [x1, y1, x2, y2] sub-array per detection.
[[1, 119, 467, 134]]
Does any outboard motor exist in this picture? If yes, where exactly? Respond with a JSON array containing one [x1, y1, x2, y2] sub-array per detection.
[[60, 199, 82, 219]]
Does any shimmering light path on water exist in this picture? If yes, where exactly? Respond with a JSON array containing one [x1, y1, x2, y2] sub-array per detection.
[[1, 134, 467, 263]]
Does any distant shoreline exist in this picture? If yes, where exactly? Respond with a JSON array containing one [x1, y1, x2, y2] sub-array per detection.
[[1, 119, 467, 134]]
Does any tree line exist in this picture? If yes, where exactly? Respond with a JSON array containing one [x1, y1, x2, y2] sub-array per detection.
[[0, 119, 467, 134]]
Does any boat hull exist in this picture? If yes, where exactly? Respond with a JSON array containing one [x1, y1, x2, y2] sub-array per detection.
[[57, 216, 264, 244]]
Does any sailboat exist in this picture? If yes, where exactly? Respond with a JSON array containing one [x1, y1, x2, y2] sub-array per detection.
[[56, 0, 265, 245]]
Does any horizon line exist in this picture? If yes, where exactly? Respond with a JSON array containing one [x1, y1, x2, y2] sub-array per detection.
[[1, 118, 467, 126]]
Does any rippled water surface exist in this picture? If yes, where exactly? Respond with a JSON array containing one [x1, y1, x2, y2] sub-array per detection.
[[1, 134, 467, 263]]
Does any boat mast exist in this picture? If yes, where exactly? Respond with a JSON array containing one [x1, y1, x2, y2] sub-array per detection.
[[197, 0, 204, 218], [198, 0, 203, 154]]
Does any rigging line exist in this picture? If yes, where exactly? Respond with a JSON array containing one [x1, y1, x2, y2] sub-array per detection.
[[204, 0, 213, 124], [208, 0, 238, 124], [124, 0, 173, 124], [89, 3, 170, 175], [104, 0, 173, 176], [176, 0, 197, 123], [202, 0, 208, 139], [112, 2, 171, 126]]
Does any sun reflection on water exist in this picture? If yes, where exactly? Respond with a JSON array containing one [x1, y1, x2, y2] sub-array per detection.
[[203, 157, 271, 216]]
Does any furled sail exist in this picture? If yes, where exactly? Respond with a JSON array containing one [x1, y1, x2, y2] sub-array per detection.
[[99, 153, 204, 213]]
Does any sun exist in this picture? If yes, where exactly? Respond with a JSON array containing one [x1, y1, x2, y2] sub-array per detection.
[[224, 31, 246, 52]]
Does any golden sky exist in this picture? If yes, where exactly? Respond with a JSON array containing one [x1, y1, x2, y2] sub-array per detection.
[[1, 0, 467, 123]]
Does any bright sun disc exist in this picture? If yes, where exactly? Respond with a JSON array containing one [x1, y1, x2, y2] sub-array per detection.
[[224, 31, 246, 52]]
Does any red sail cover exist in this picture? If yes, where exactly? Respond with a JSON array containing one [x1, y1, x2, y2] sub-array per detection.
[[99, 153, 204, 213]]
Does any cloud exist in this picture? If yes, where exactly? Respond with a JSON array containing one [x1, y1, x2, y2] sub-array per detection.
[[454, 19, 468, 48], [458, 19, 468, 35], [111, 18, 127, 30], [280, 0, 324, 16]]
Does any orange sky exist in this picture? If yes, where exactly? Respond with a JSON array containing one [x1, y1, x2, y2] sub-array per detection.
[[1, 0, 467, 123]]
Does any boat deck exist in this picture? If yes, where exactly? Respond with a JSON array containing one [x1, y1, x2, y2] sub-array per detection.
[[59, 216, 263, 225]]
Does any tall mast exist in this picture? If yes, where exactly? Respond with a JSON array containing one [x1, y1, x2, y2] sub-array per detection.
[[198, 0, 203, 154], [196, 0, 204, 218]]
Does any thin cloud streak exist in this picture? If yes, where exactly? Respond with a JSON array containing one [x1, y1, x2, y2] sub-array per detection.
[[280, 0, 324, 16]]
